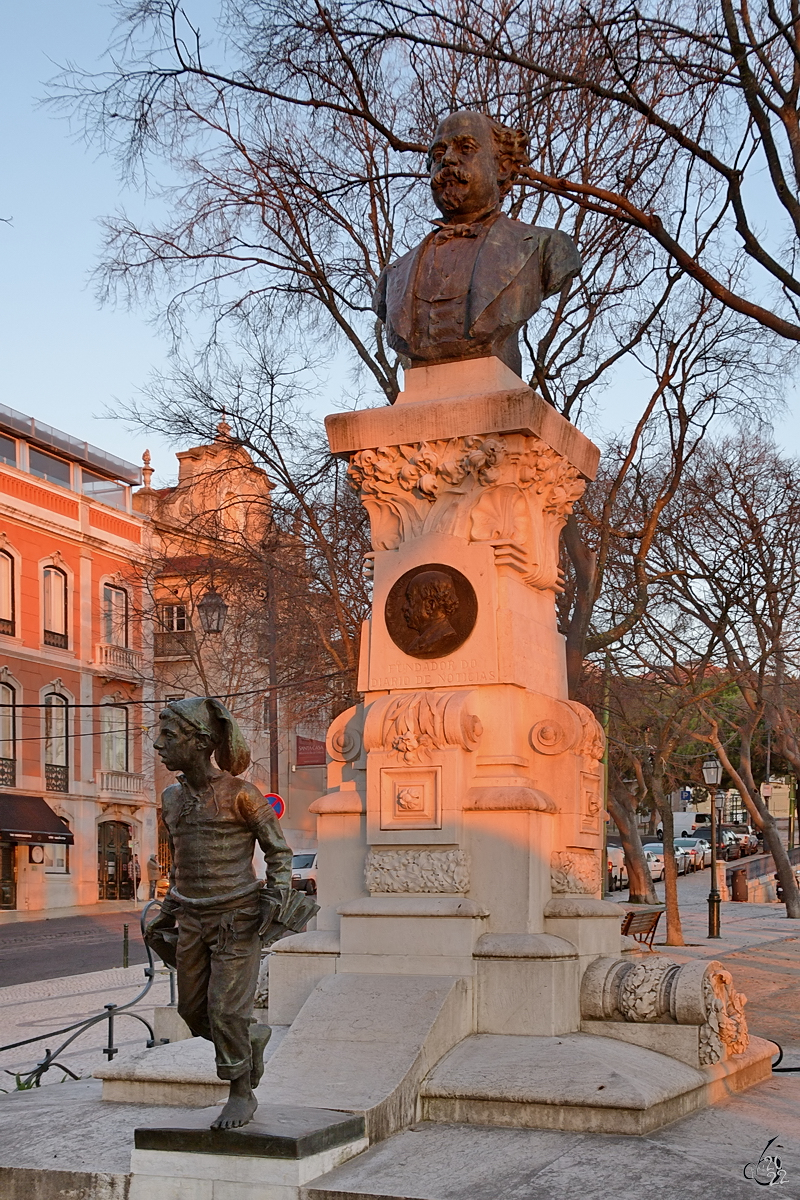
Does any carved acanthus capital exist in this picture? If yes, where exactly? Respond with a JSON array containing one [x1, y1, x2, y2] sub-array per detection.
[[363, 689, 482, 765], [348, 433, 585, 591]]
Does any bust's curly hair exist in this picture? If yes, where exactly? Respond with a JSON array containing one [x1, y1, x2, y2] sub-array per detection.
[[426, 113, 530, 198], [488, 119, 530, 196]]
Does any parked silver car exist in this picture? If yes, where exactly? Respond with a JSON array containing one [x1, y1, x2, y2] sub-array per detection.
[[643, 842, 691, 875], [674, 837, 710, 869]]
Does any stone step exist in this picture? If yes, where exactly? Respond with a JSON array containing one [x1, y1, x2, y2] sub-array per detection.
[[418, 1031, 775, 1136]]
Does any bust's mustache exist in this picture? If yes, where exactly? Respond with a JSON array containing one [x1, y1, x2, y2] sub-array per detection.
[[431, 166, 471, 192]]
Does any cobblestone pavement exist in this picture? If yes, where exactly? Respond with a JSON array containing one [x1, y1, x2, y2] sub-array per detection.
[[0, 965, 173, 1087]]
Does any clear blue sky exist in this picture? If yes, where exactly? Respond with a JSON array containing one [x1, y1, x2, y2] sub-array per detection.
[[3, 1, 798, 482], [1, 1, 181, 483]]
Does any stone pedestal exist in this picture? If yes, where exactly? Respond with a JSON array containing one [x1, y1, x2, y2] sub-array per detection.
[[164, 359, 757, 1144], [270, 363, 615, 1046]]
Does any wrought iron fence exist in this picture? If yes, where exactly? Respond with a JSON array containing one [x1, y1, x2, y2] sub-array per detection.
[[0, 900, 173, 1088]]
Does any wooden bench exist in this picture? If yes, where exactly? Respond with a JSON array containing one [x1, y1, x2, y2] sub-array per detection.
[[620, 907, 664, 950]]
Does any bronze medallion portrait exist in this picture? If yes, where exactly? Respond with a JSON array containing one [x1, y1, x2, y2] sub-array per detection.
[[385, 563, 478, 659]]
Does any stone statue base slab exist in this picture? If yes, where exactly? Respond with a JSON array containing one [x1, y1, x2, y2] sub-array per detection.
[[134, 1103, 365, 1158], [129, 1104, 368, 1200], [419, 1032, 775, 1136]]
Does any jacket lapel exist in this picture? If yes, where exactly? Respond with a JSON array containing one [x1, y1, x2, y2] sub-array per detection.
[[468, 217, 541, 330], [383, 241, 429, 344]]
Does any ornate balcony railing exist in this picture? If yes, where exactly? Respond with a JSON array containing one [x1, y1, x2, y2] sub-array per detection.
[[97, 770, 146, 795], [95, 643, 144, 675], [153, 631, 196, 659], [45, 763, 69, 792], [0, 758, 15, 787], [44, 630, 68, 649]]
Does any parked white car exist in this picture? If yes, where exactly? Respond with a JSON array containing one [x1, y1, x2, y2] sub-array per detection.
[[643, 845, 665, 882], [291, 851, 317, 895], [606, 845, 628, 891]]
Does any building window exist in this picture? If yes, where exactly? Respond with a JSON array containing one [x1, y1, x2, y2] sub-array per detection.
[[43, 567, 68, 649], [0, 682, 15, 787], [44, 693, 69, 792], [102, 585, 128, 647], [0, 436, 16, 468], [44, 823, 70, 874], [82, 469, 128, 511], [100, 703, 129, 773], [29, 448, 71, 488], [160, 604, 189, 632], [0, 552, 14, 636]]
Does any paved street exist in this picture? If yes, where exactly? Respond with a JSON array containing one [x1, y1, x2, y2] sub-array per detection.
[[0, 907, 148, 987]]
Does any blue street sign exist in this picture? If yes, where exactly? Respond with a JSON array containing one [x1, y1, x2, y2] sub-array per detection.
[[265, 793, 285, 820]]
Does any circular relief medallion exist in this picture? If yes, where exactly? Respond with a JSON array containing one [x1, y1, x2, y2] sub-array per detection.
[[385, 563, 478, 659]]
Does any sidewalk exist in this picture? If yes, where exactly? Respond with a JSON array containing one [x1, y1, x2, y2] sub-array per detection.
[[0, 899, 146, 925]]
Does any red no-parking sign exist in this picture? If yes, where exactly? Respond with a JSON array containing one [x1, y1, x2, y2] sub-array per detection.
[[265, 793, 285, 819]]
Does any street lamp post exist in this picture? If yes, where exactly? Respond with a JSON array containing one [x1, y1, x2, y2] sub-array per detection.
[[702, 754, 723, 938]]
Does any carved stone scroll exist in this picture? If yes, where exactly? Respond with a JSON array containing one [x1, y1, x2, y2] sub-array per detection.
[[363, 689, 483, 765], [581, 955, 750, 1062], [365, 848, 470, 894]]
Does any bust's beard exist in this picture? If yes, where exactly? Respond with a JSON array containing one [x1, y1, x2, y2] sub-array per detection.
[[431, 168, 471, 216]]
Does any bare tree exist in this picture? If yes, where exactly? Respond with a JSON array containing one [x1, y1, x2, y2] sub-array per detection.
[[649, 433, 800, 915], [52, 1, 783, 695], [322, 0, 800, 341]]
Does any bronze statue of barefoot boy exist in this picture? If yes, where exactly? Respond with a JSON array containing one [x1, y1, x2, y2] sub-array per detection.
[[146, 697, 303, 1130]]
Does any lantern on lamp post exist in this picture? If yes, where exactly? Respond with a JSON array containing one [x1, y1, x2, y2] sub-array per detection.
[[197, 588, 228, 635], [702, 754, 723, 938]]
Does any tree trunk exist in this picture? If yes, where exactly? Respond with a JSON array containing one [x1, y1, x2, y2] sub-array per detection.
[[608, 788, 658, 904], [656, 794, 685, 945]]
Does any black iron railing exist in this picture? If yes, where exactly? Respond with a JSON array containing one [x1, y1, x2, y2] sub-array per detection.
[[0, 900, 173, 1088]]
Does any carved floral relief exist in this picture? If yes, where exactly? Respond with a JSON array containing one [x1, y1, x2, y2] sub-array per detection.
[[550, 848, 601, 895], [365, 848, 470, 893], [363, 689, 483, 765]]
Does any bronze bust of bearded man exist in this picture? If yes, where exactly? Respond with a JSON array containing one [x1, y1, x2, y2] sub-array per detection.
[[373, 110, 580, 376], [146, 698, 314, 1130]]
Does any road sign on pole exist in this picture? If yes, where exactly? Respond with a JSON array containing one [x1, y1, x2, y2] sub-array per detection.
[[265, 793, 285, 820]]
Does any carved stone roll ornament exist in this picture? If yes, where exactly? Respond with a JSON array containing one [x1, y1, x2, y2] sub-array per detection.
[[363, 689, 483, 765], [326, 705, 364, 763], [580, 955, 750, 1064], [365, 849, 470, 894]]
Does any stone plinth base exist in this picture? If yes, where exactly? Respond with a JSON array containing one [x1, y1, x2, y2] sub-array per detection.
[[95, 1037, 228, 1107], [419, 1032, 775, 1135], [261, 972, 472, 1142], [130, 1104, 368, 1200]]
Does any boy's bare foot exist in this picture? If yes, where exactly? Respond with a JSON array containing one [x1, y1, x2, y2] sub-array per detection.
[[211, 1075, 258, 1129], [250, 1023, 272, 1089]]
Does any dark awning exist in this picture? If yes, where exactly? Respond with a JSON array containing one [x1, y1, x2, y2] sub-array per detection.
[[0, 796, 74, 844]]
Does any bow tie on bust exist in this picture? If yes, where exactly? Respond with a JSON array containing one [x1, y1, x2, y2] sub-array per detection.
[[433, 222, 482, 245]]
